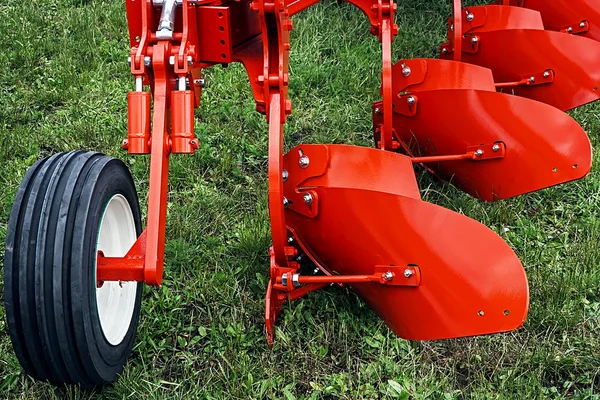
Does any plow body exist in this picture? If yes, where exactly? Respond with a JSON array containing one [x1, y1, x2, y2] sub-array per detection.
[[4, 0, 600, 386]]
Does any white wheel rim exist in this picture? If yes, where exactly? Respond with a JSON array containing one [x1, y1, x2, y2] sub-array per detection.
[[95, 194, 138, 346]]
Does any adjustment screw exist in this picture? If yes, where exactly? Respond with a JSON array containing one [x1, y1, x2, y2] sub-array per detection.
[[303, 193, 313, 206], [402, 66, 411, 77], [384, 271, 393, 281], [299, 155, 310, 168], [404, 268, 414, 278], [407, 96, 416, 106], [282, 169, 289, 182], [492, 144, 500, 152]]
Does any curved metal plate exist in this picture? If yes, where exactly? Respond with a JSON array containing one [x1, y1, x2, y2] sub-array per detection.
[[392, 58, 496, 93], [392, 89, 591, 201], [457, 5, 544, 36], [454, 29, 600, 111], [285, 186, 529, 340], [510, 0, 600, 42]]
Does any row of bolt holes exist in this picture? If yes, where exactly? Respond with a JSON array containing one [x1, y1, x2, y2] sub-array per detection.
[[217, 12, 227, 59], [479, 310, 510, 316]]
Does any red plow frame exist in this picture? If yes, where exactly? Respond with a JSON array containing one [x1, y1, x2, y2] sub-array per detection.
[[4, 0, 600, 386]]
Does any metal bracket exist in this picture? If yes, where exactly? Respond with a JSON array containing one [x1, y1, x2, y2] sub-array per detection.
[[410, 142, 506, 164], [283, 145, 329, 218], [560, 20, 590, 35], [278, 265, 421, 287]]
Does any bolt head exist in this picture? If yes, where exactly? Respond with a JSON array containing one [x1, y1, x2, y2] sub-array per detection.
[[529, 76, 535, 83], [466, 13, 474, 22], [282, 169, 289, 182], [144, 56, 151, 66], [492, 144, 500, 152], [127, 56, 132, 66], [384, 271, 393, 281], [283, 197, 289, 208], [287, 236, 294, 244], [406, 96, 416, 106], [580, 21, 586, 28], [187, 56, 193, 65], [299, 155, 310, 168], [403, 268, 414, 278], [568, 27, 573, 33], [543, 71, 550, 78], [471, 36, 479, 44], [402, 66, 411, 77], [194, 78, 206, 88], [169, 56, 175, 65], [475, 149, 484, 157], [303, 193, 313, 205], [374, 107, 381, 115]]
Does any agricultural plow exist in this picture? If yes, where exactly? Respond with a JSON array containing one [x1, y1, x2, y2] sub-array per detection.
[[3, 0, 599, 386]]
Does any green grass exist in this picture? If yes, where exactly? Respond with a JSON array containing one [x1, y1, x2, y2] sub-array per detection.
[[1, 0, 600, 398]]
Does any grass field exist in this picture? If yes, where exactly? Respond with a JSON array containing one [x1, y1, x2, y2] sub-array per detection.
[[1, 0, 600, 398]]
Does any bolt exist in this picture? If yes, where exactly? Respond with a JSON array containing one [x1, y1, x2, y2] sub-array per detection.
[[471, 36, 479, 44], [296, 254, 303, 262], [169, 56, 175, 65], [475, 149, 484, 157], [144, 56, 151, 66], [283, 197, 289, 208], [299, 155, 310, 168], [442, 48, 448, 54], [282, 273, 288, 286], [194, 78, 206, 88], [127, 56, 132, 66], [403, 268, 414, 278], [282, 169, 288, 182], [303, 193, 313, 206], [529, 76, 535, 83], [187, 55, 193, 65], [313, 268, 320, 275], [492, 144, 500, 152], [543, 71, 550, 78], [407, 96, 416, 106], [402, 66, 411, 77], [580, 21, 586, 28], [568, 27, 573, 33], [287, 236, 294, 244], [374, 107, 382, 115], [466, 13, 474, 22], [384, 271, 393, 281]]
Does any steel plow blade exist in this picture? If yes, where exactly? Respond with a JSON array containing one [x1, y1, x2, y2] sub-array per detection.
[[505, 0, 600, 42], [386, 89, 591, 201], [283, 144, 529, 340], [446, 29, 600, 111]]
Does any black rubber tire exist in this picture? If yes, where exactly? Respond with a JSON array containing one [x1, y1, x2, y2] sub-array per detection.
[[4, 151, 143, 386]]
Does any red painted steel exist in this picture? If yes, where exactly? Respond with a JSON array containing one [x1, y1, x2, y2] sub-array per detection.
[[443, 4, 600, 111], [111, 0, 595, 345], [280, 144, 529, 340], [126, 91, 151, 154], [503, 0, 600, 42]]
